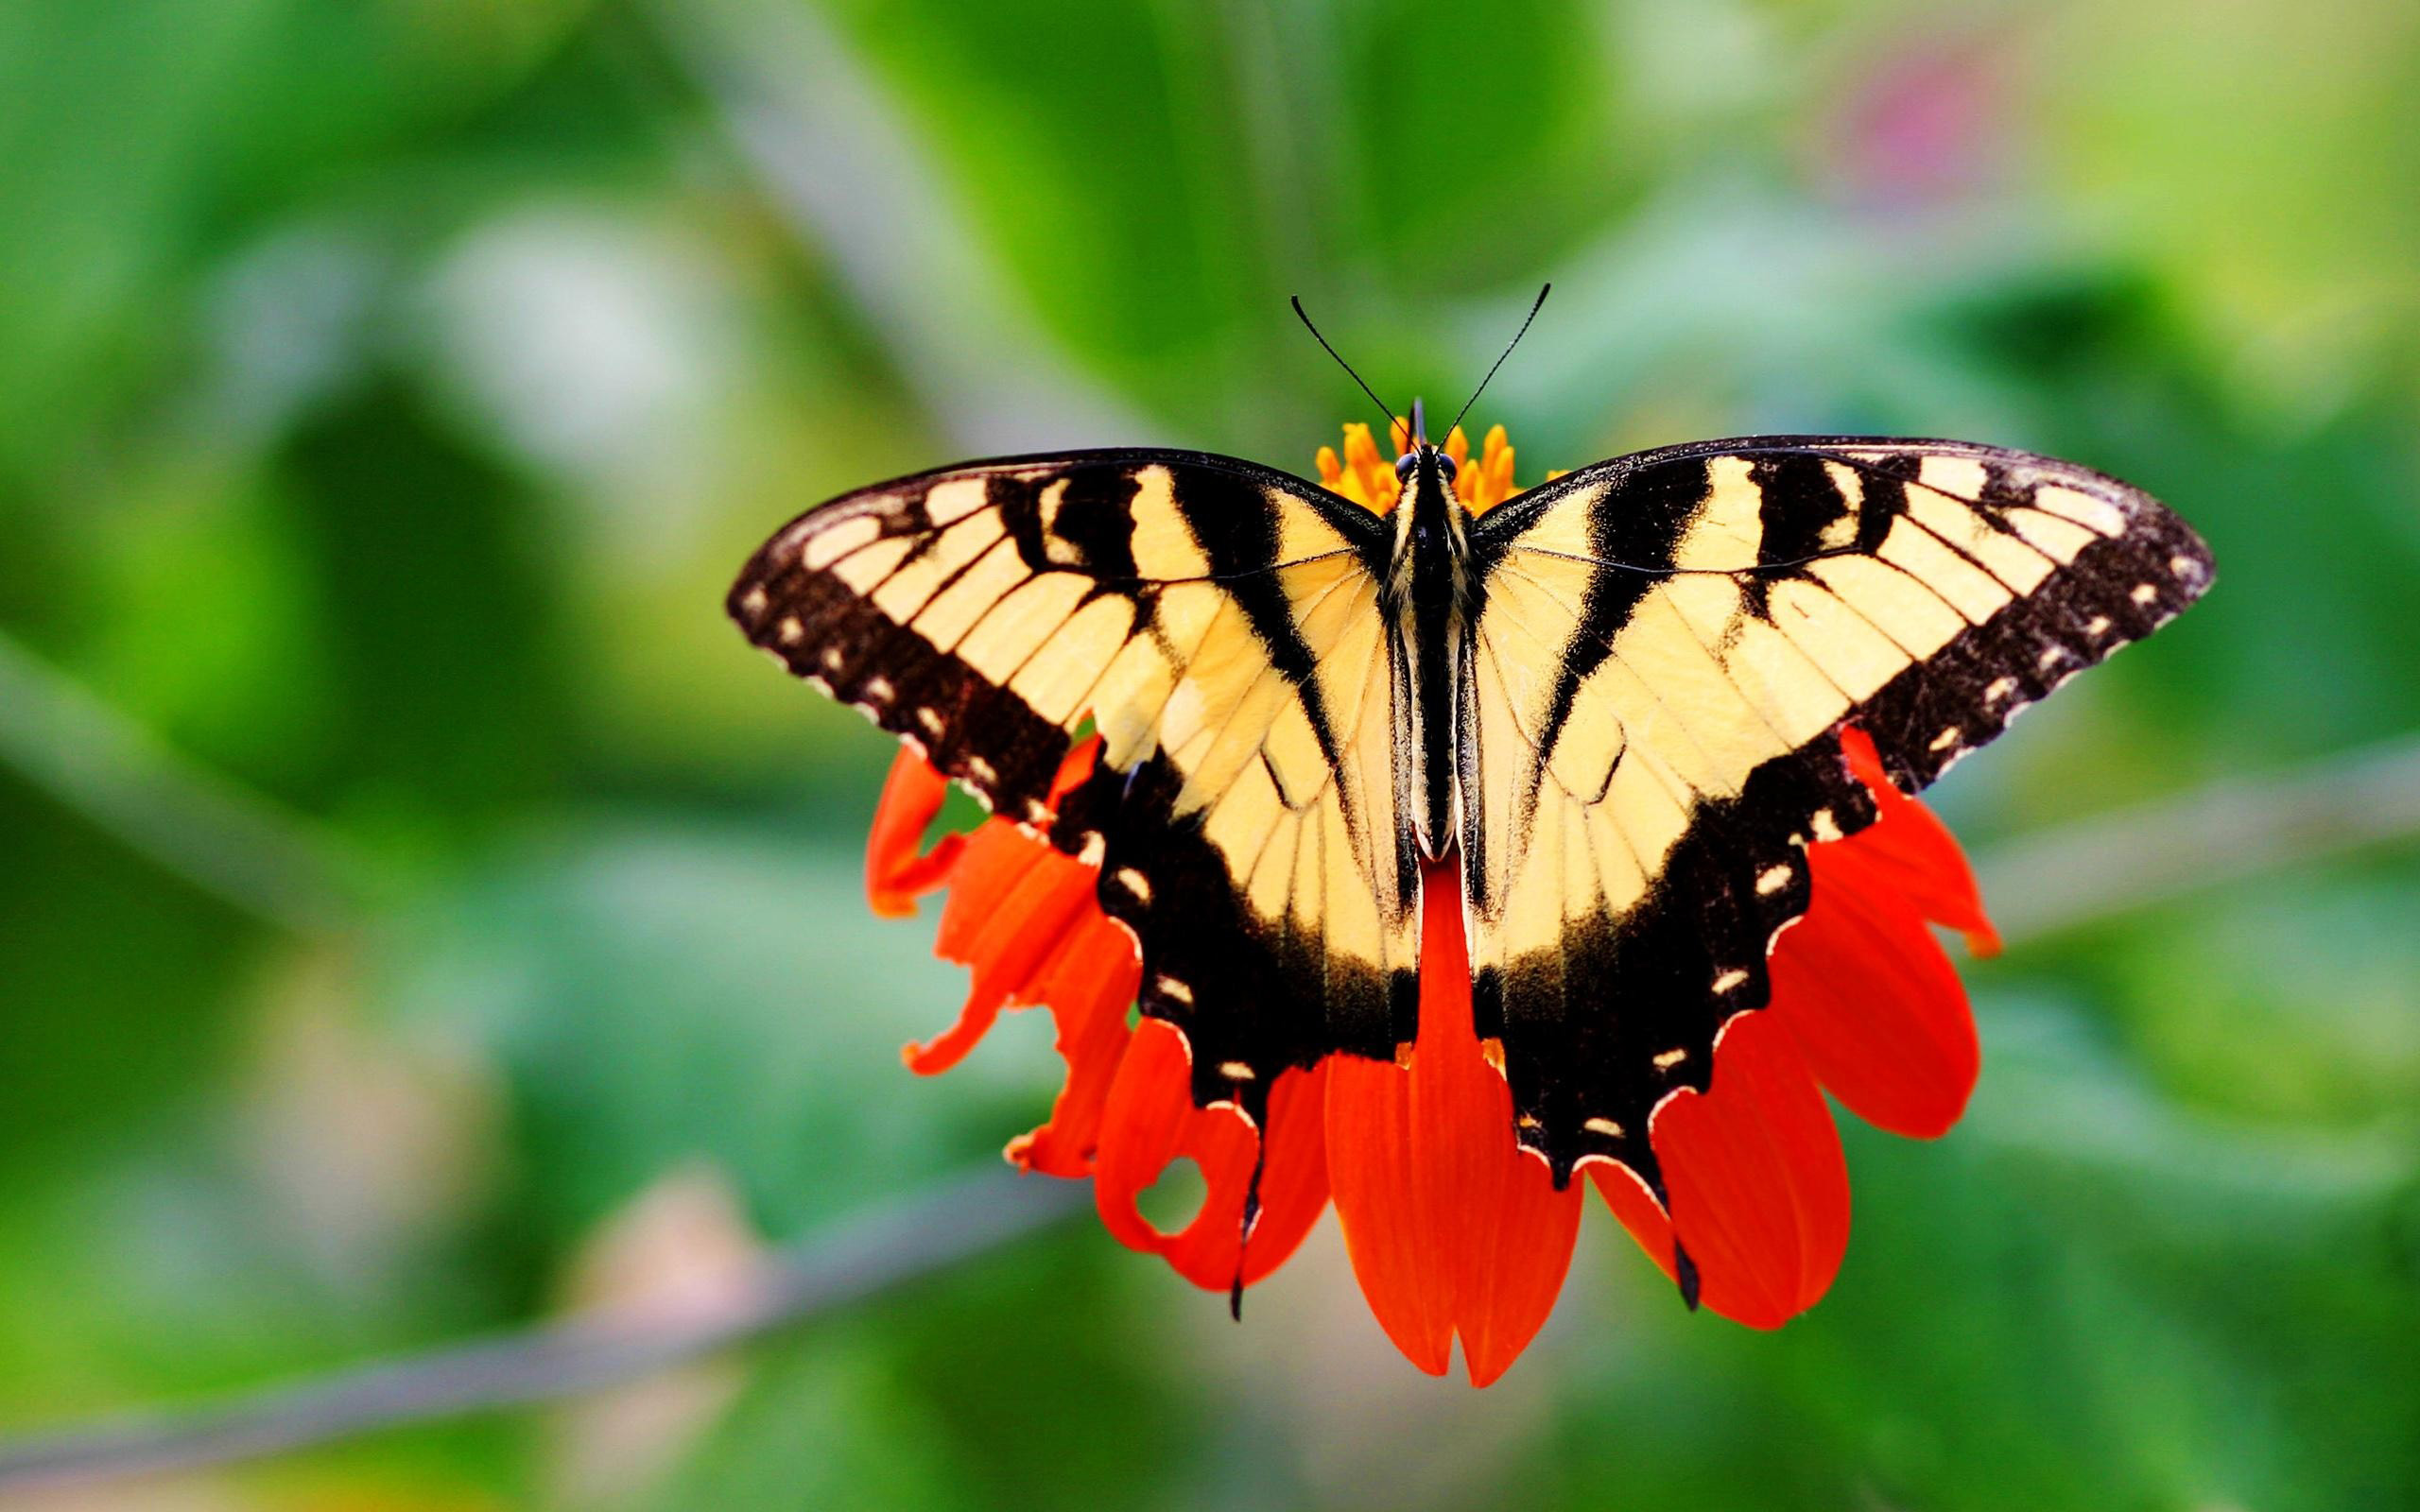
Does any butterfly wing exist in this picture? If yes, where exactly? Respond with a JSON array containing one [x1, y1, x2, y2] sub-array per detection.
[[730, 451, 1415, 1113], [1461, 437, 2213, 1183]]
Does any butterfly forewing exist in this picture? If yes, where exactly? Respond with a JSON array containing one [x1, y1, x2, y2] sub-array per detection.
[[1461, 437, 2213, 1179], [729, 451, 1415, 1115]]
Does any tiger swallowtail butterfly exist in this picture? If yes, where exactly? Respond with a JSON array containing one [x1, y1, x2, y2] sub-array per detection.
[[729, 368, 2211, 1195]]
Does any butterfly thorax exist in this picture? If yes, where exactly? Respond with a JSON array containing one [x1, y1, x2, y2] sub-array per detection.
[[1383, 445, 1476, 861]]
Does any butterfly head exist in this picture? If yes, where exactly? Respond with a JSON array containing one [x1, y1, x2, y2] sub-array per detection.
[[1386, 397, 1474, 618], [1392, 398, 1461, 496]]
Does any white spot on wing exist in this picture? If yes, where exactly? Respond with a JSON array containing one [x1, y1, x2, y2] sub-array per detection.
[[1036, 479, 1087, 568], [1712, 969, 1750, 993], [923, 476, 989, 525], [1821, 459, 1864, 519], [1156, 974, 1193, 1005], [803, 514, 881, 570], [1755, 865, 1792, 895], [2031, 484, 2128, 536], [1918, 455, 1989, 499], [1116, 867, 1152, 902]]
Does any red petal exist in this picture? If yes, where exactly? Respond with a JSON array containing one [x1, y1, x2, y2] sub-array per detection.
[[1590, 1158, 1677, 1279], [1210, 1059, 1332, 1290], [1326, 858, 1583, 1386], [1324, 1054, 1454, 1375], [1093, 1018, 1329, 1291], [1460, 1153, 1585, 1388], [1046, 735, 1104, 804], [1597, 1011, 1848, 1330], [865, 749, 965, 918], [906, 821, 1096, 1074], [1006, 910, 1141, 1177], [1839, 726, 1999, 954], [902, 733, 1142, 1160], [1771, 839, 1980, 1138]]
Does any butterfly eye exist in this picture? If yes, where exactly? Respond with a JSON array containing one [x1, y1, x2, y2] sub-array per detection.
[[1393, 453, 1419, 482], [1435, 453, 1458, 483]]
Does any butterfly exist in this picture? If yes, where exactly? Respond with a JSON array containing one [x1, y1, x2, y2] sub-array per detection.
[[728, 311, 2212, 1197]]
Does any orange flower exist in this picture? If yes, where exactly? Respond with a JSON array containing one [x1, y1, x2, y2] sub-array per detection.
[[862, 423, 1997, 1382], [1315, 419, 1535, 514]]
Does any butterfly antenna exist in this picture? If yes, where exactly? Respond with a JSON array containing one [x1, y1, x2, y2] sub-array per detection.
[[1291, 296, 1401, 441], [1445, 283, 1550, 442]]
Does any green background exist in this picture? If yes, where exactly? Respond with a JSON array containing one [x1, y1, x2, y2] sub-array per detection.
[[2, 0, 2416, 1507]]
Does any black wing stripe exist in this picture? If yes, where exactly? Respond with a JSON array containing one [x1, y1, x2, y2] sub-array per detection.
[[1493, 563, 1776, 797], [1173, 570, 1374, 815], [1177, 468, 1366, 846]]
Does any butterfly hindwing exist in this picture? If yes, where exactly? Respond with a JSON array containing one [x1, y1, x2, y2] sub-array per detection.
[[730, 451, 1414, 1113], [1463, 437, 2214, 1181]]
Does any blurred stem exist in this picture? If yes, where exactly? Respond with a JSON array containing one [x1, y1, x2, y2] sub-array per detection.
[[1976, 731, 2420, 945], [2, 730, 2418, 1489], [0, 1166, 1090, 1494], [0, 629, 377, 934]]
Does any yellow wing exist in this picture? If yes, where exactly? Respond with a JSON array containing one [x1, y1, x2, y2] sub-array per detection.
[[730, 451, 1415, 1111], [1461, 438, 2214, 1183]]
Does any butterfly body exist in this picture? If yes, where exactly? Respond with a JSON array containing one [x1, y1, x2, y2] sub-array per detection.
[[1383, 411, 1479, 861], [732, 426, 2211, 1190]]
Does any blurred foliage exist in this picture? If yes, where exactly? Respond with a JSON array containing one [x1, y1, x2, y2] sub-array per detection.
[[2, 0, 2417, 1508]]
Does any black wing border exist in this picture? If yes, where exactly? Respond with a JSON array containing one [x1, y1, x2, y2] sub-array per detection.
[[1468, 433, 2167, 559], [748, 446, 1390, 569]]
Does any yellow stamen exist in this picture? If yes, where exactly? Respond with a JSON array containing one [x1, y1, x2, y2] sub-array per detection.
[[1311, 418, 1536, 516]]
